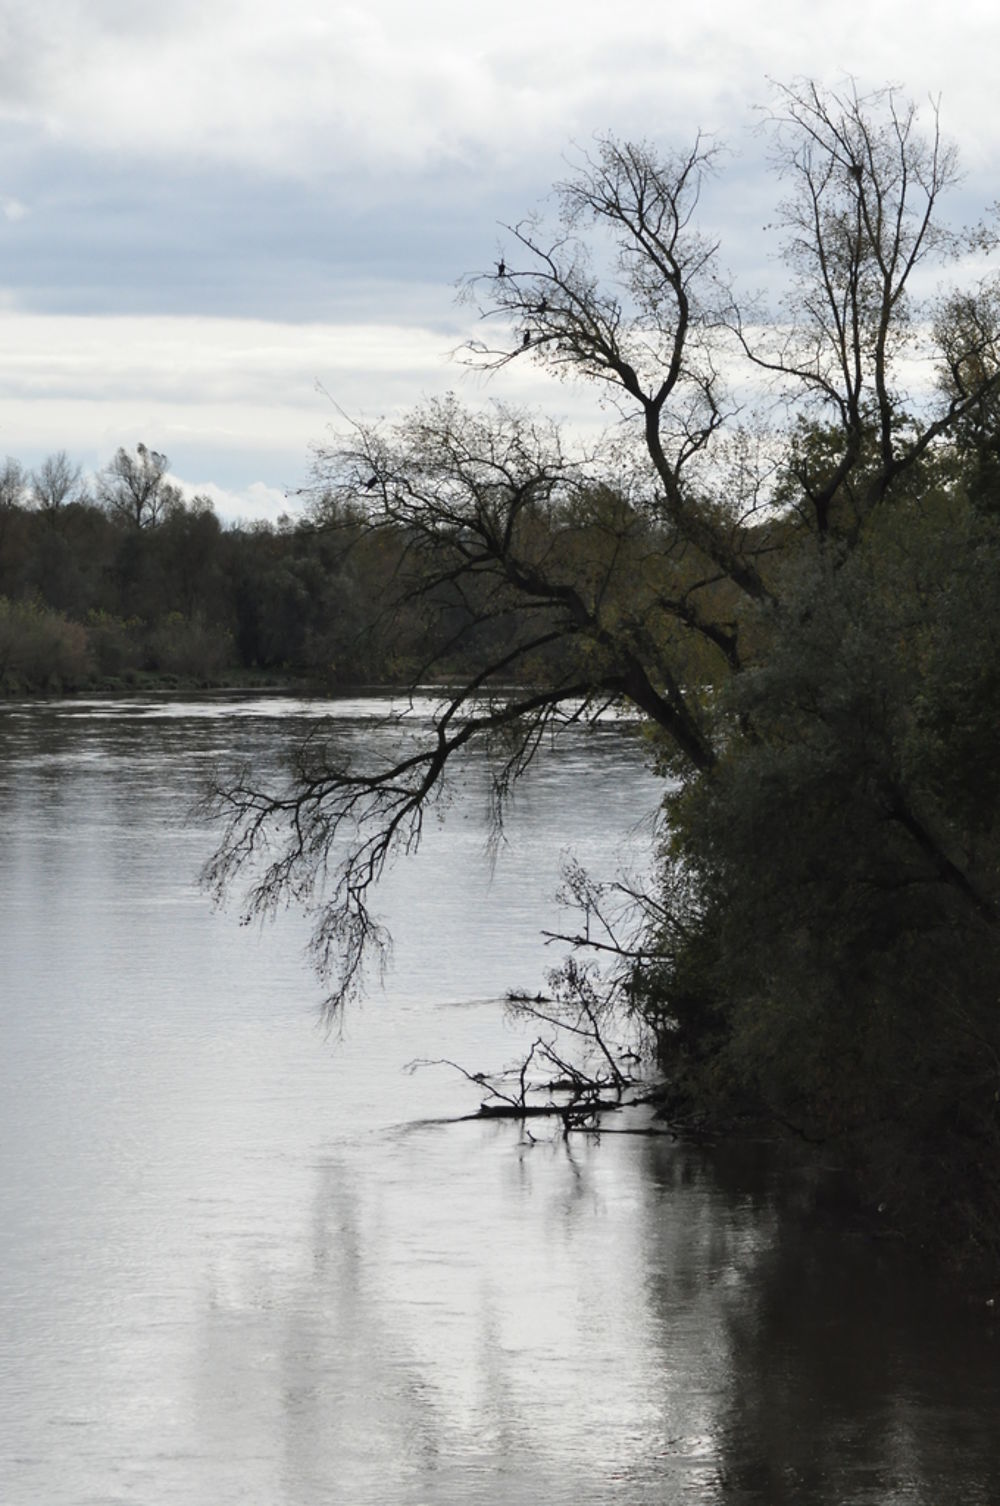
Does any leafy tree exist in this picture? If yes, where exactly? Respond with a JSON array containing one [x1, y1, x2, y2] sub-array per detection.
[[155, 496, 226, 619], [645, 483, 1000, 1255]]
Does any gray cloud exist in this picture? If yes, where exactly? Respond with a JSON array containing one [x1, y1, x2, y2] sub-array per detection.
[[1, 0, 997, 499], [0, 127, 558, 321]]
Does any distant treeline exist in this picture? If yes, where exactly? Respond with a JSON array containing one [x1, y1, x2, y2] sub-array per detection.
[[0, 443, 465, 694]]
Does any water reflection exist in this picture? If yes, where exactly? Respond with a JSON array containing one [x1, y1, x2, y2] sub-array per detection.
[[175, 1113, 1000, 1506], [629, 1138, 1000, 1504], [2, 697, 999, 1505]]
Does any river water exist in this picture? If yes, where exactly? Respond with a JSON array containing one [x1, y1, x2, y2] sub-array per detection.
[[1, 694, 998, 1506]]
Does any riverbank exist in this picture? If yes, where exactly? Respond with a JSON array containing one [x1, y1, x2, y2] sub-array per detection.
[[0, 667, 358, 698]]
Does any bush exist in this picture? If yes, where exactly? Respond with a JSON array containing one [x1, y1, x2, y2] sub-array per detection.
[[0, 597, 91, 691], [143, 611, 234, 680], [85, 610, 144, 677]]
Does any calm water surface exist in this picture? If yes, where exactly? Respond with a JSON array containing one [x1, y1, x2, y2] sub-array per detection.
[[1, 695, 998, 1505]]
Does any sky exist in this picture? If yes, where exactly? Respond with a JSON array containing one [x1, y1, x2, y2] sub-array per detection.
[[2, 0, 999, 524]]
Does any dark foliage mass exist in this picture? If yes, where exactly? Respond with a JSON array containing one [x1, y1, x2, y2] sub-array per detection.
[[12, 82, 1000, 1269], [0, 454, 457, 694]]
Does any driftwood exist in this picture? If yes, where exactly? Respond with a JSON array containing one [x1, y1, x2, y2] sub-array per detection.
[[406, 1035, 642, 1137], [472, 1098, 621, 1120]]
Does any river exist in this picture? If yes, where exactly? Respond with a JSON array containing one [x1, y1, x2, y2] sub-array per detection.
[[1, 694, 998, 1505]]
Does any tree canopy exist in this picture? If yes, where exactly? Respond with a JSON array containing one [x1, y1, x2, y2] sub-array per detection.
[[204, 81, 1000, 1266]]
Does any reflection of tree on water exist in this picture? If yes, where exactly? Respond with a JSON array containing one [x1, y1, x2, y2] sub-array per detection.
[[193, 1145, 590, 1503], [634, 1137, 1000, 1503], [714, 1227, 1000, 1502], [194, 1160, 457, 1501], [190, 1128, 1000, 1504]]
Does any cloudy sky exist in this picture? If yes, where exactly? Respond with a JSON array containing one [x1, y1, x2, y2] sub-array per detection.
[[1, 0, 997, 522]]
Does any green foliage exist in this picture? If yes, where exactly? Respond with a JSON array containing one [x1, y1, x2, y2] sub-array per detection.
[[0, 597, 91, 691], [644, 482, 1000, 1262], [145, 612, 234, 680], [85, 611, 144, 677], [0, 481, 404, 689]]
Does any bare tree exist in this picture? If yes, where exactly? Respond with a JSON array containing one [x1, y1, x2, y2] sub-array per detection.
[[731, 80, 1000, 536], [96, 443, 183, 529], [204, 81, 1000, 1014], [0, 456, 27, 510], [30, 451, 86, 512], [460, 133, 772, 601]]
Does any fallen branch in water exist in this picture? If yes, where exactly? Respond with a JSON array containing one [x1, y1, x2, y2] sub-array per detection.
[[474, 1098, 621, 1120], [405, 1047, 628, 1134]]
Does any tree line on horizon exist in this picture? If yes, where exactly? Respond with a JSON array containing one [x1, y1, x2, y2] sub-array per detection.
[[0, 441, 447, 693]]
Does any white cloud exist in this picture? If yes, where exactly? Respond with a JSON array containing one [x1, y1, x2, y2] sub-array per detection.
[[8, 0, 1000, 181], [171, 475, 292, 527], [3, 5, 999, 507], [0, 308, 607, 490], [0, 311, 462, 404], [0, 310, 460, 488]]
